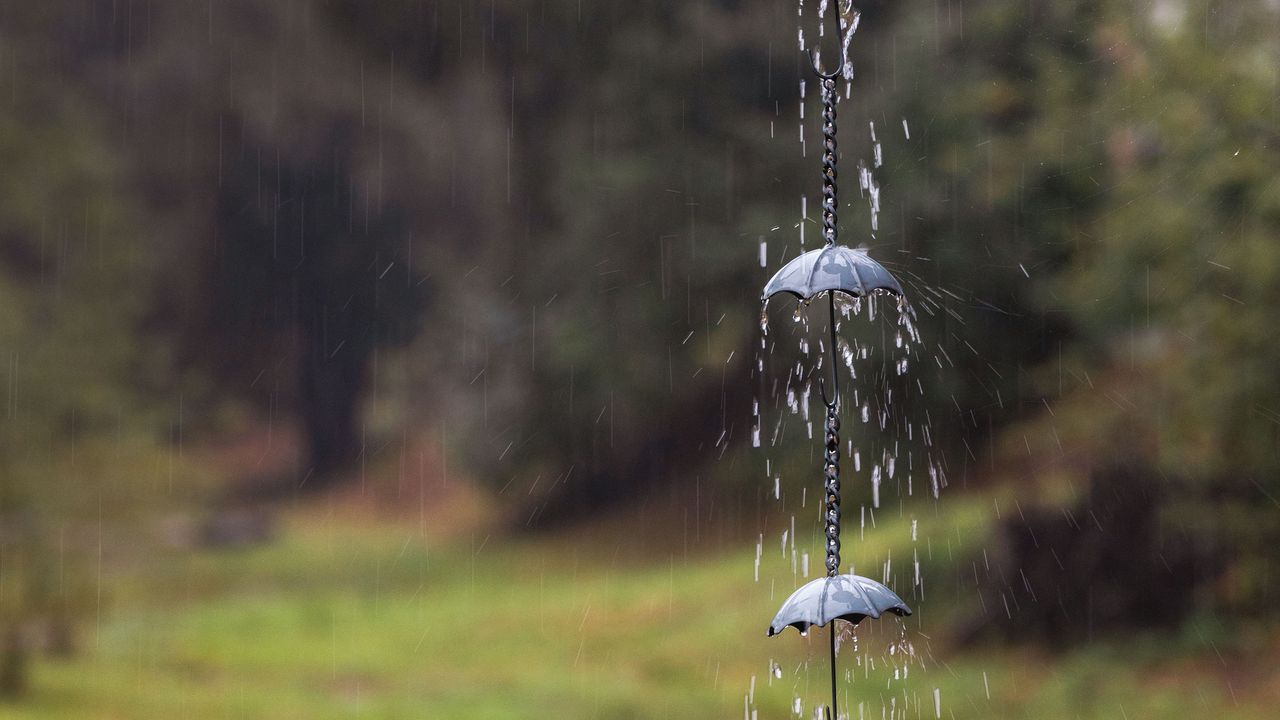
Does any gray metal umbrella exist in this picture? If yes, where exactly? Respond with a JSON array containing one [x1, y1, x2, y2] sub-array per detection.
[[768, 574, 911, 637], [761, 245, 903, 303]]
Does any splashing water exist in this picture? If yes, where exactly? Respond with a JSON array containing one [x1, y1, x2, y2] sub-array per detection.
[[742, 3, 953, 718]]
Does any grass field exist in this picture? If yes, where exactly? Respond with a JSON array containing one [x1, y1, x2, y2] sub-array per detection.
[[1, 495, 1275, 719]]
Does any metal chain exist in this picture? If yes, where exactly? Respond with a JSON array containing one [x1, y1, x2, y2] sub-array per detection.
[[812, 7, 847, 719], [821, 75, 841, 577], [824, 406, 841, 575], [820, 77, 838, 248]]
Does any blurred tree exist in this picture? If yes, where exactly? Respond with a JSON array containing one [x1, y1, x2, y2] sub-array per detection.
[[890, 0, 1280, 636], [208, 127, 420, 483], [1042, 0, 1280, 616], [0, 10, 189, 690], [77, 0, 449, 487], [324, 0, 811, 521]]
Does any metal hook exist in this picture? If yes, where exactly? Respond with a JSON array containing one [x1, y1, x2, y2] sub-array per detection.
[[810, 0, 844, 80], [819, 376, 838, 409], [818, 289, 840, 409]]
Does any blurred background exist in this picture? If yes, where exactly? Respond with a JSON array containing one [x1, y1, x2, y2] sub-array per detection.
[[0, 0, 1278, 717]]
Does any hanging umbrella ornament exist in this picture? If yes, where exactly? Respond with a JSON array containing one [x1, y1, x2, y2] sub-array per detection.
[[763, 3, 910, 718]]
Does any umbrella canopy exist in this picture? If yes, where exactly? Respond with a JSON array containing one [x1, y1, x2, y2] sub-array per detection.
[[761, 245, 903, 302], [767, 574, 911, 637]]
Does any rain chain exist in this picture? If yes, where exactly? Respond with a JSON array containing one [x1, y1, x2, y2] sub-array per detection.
[[760, 3, 912, 719]]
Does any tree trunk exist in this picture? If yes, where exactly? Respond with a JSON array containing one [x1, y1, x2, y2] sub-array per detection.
[[298, 326, 370, 487], [0, 626, 26, 698]]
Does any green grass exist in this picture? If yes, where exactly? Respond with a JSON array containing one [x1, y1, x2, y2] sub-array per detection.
[[1, 499, 1274, 719]]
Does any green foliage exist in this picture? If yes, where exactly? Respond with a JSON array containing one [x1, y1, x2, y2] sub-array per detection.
[[1043, 1, 1280, 611], [0, 20, 202, 693], [832, 0, 1280, 615]]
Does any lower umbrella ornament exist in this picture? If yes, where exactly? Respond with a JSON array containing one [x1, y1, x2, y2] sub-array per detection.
[[763, 3, 911, 719], [767, 574, 912, 638]]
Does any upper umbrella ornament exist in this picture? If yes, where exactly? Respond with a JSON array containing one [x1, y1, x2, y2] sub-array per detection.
[[762, 245, 904, 304], [762, 3, 910, 718]]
